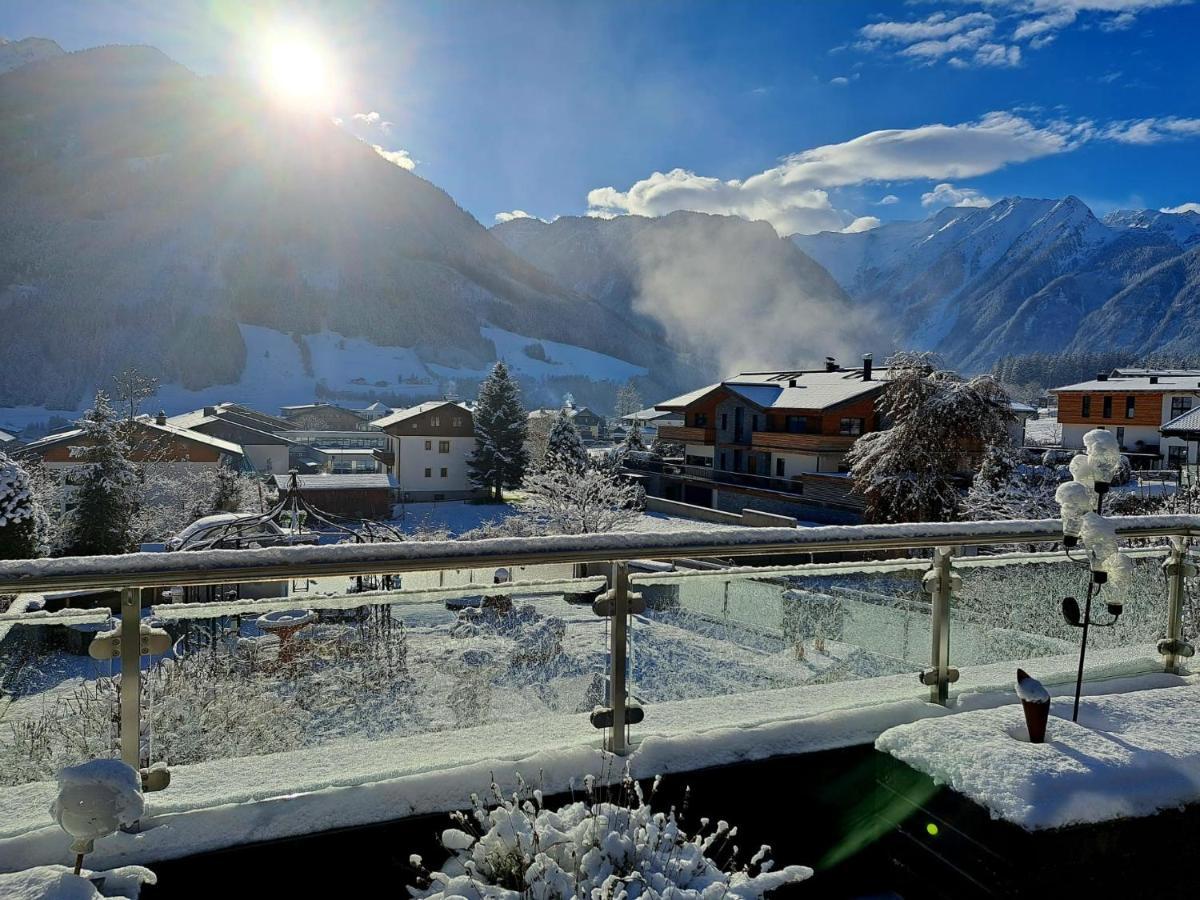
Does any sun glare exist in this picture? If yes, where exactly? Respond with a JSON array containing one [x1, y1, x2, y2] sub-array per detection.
[[258, 30, 336, 109]]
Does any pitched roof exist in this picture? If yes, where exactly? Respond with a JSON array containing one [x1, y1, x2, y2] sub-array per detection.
[[656, 367, 889, 413], [20, 417, 244, 457], [1161, 406, 1200, 434], [273, 473, 396, 491], [373, 400, 471, 429], [1053, 376, 1200, 393]]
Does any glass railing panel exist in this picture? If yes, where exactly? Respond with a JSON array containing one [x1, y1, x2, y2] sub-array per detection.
[[0, 603, 118, 840], [628, 559, 931, 734], [950, 549, 1172, 696]]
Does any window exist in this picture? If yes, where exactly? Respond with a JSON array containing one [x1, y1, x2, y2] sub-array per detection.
[[424, 440, 432, 451], [1102, 396, 1112, 419], [693, 413, 708, 427], [430, 415, 440, 427], [1171, 396, 1193, 418], [440, 467, 448, 478], [424, 467, 432, 478], [439, 441, 450, 453], [1125, 396, 1136, 419], [775, 458, 785, 477], [1168, 445, 1188, 469], [719, 451, 727, 470], [786, 415, 807, 434], [452, 416, 463, 427], [1081, 396, 1091, 417], [751, 415, 759, 432], [720, 413, 728, 430], [839, 417, 864, 436]]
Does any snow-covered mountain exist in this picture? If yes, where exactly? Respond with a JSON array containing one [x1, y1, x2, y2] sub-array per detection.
[[792, 197, 1200, 371], [0, 44, 689, 418], [0, 37, 63, 74]]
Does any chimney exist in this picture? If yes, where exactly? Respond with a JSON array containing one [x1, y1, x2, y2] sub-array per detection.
[[788, 378, 797, 388], [825, 356, 838, 372], [155, 410, 167, 426], [1096, 373, 1108, 382], [203, 406, 217, 416], [862, 353, 874, 381], [1150, 376, 1159, 384]]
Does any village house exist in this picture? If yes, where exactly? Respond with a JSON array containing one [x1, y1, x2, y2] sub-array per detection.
[[1052, 371, 1200, 468], [528, 402, 606, 441], [167, 404, 293, 474], [280, 402, 377, 432], [371, 400, 482, 501], [271, 473, 396, 519]]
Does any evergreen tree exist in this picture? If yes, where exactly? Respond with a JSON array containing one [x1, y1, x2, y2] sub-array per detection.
[[543, 409, 589, 474], [848, 352, 1014, 523], [0, 452, 38, 560], [468, 362, 530, 501], [62, 391, 141, 556], [622, 420, 647, 453]]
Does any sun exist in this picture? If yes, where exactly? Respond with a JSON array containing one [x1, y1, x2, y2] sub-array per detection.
[[257, 29, 336, 109]]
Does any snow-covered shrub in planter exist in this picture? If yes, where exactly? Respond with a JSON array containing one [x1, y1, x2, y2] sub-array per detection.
[[409, 772, 811, 899]]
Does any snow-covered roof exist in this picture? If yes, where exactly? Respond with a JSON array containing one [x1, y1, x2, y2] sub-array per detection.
[[20, 418, 245, 457], [167, 411, 292, 446], [1009, 400, 1037, 414], [657, 368, 889, 412], [0, 429, 16, 442], [1161, 406, 1200, 434], [273, 473, 397, 491], [1110, 368, 1200, 378], [623, 407, 680, 423], [1053, 376, 1200, 393], [373, 401, 471, 429], [357, 402, 391, 413]]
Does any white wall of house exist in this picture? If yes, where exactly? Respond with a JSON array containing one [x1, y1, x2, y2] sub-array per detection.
[[392, 434, 477, 498], [1061, 423, 1162, 451], [242, 444, 289, 474], [684, 443, 714, 467], [772, 451, 819, 475]]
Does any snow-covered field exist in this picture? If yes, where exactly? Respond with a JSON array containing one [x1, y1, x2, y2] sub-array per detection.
[[0, 323, 648, 431], [1024, 414, 1061, 446]]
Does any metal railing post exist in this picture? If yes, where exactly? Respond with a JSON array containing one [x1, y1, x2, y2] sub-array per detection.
[[921, 548, 958, 705], [119, 586, 141, 769], [1161, 539, 1194, 674], [608, 561, 630, 754]]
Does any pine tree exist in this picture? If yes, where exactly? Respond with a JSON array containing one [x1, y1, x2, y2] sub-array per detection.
[[62, 391, 141, 556], [622, 420, 647, 453], [543, 409, 589, 474], [468, 362, 530, 501], [0, 452, 38, 560]]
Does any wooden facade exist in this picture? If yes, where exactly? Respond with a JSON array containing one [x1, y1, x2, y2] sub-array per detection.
[[377, 404, 473, 438], [1057, 391, 1163, 427]]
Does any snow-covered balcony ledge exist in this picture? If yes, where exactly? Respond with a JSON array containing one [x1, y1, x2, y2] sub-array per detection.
[[0, 515, 1194, 873]]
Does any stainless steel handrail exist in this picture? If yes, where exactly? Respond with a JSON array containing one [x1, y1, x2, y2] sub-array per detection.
[[0, 516, 1195, 593]]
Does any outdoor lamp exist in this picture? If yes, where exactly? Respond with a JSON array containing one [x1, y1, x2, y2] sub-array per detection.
[[1080, 512, 1119, 583], [1102, 551, 1133, 614], [1055, 480, 1093, 547], [1069, 453, 1096, 493], [1084, 429, 1122, 493]]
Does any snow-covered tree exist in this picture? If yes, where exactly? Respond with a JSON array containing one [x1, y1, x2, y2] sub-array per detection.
[[468, 362, 530, 501], [0, 452, 38, 560], [520, 465, 643, 534], [614, 380, 643, 417], [963, 444, 1066, 524], [847, 352, 1014, 523], [543, 409, 589, 474], [622, 420, 647, 453], [650, 435, 684, 459], [112, 366, 159, 423], [61, 391, 141, 556], [135, 465, 263, 543]]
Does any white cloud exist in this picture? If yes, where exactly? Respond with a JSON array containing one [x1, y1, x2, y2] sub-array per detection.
[[876, 194, 901, 205], [352, 111, 392, 133], [854, 1, 1186, 67], [921, 182, 994, 208], [372, 145, 416, 170], [842, 216, 882, 233], [1099, 116, 1200, 144], [1161, 202, 1200, 215], [494, 209, 548, 224], [830, 76, 850, 86], [587, 111, 1080, 234]]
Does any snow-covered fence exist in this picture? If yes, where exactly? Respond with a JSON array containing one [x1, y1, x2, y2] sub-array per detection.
[[0, 515, 1194, 858]]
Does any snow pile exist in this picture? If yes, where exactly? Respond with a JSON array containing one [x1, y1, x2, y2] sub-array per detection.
[[0, 864, 155, 900], [877, 684, 1200, 830], [410, 774, 811, 899]]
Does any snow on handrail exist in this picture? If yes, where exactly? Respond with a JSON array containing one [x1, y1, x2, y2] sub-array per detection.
[[630, 556, 930, 583], [150, 576, 609, 620], [0, 516, 1193, 594]]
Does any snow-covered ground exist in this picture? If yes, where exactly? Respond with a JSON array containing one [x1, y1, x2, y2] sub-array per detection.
[[0, 323, 648, 431], [1024, 415, 1061, 446], [877, 682, 1200, 830]]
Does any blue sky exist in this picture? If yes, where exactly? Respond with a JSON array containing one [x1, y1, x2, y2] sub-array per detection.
[[5, 0, 1200, 233]]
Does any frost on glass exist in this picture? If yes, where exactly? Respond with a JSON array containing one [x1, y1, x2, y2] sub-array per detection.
[[630, 567, 929, 704], [0, 620, 118, 786], [950, 553, 1170, 687]]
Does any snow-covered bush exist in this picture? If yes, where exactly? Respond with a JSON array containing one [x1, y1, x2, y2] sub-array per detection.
[[0, 451, 38, 560], [409, 771, 811, 899], [520, 466, 644, 535]]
